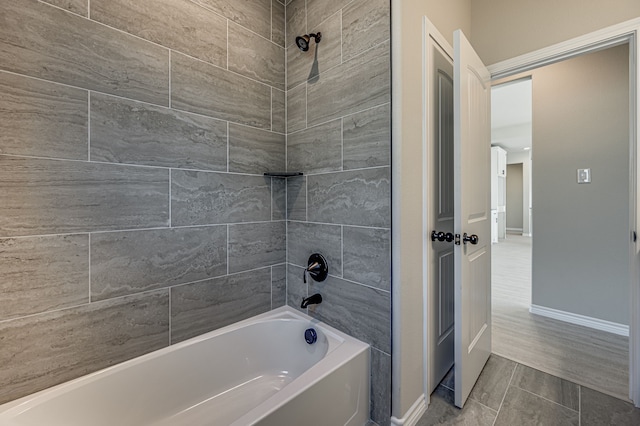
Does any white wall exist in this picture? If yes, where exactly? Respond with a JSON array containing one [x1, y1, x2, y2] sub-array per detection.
[[508, 150, 532, 235], [471, 0, 640, 65], [506, 163, 524, 231], [531, 44, 630, 325]]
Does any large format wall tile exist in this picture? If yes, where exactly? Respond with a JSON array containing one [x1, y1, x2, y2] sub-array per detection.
[[306, 0, 351, 31], [307, 41, 390, 127], [171, 269, 271, 343], [91, 226, 227, 301], [228, 124, 285, 174], [287, 176, 307, 221], [0, 235, 89, 321], [0, 157, 169, 237], [307, 167, 390, 228], [286, 11, 341, 90], [343, 103, 390, 169], [309, 275, 390, 353], [272, 178, 287, 220], [192, 0, 272, 40], [272, 0, 285, 47], [286, 263, 308, 313], [0, 72, 88, 161], [272, 88, 286, 133], [228, 222, 286, 273], [285, 0, 306, 48], [0, 290, 169, 405], [91, 93, 227, 171], [286, 83, 307, 133], [171, 53, 271, 129], [171, 170, 271, 226], [287, 119, 342, 174], [41, 0, 87, 16], [272, 264, 287, 308], [287, 221, 342, 274], [0, 1, 169, 105], [371, 348, 392, 426], [90, 0, 227, 68], [228, 22, 285, 90], [342, 0, 390, 61], [343, 226, 390, 291]]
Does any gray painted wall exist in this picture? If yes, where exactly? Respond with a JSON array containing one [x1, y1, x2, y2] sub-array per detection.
[[284, 0, 391, 424], [531, 44, 630, 324], [0, 0, 287, 404], [506, 163, 524, 231], [471, 0, 640, 65]]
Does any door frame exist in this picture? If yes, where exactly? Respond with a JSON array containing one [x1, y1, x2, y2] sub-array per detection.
[[487, 17, 640, 404]]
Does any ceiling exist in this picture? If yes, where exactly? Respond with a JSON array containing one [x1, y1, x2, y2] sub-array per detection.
[[491, 78, 532, 153]]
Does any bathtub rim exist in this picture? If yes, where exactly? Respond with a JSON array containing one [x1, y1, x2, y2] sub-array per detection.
[[0, 305, 370, 425]]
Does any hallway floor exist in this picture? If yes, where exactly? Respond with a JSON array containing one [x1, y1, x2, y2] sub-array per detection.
[[417, 354, 640, 425], [491, 234, 629, 400]]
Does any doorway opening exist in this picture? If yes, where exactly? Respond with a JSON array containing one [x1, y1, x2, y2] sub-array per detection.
[[489, 43, 631, 401]]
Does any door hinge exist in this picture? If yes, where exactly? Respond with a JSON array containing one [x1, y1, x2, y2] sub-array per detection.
[[454, 233, 461, 245]]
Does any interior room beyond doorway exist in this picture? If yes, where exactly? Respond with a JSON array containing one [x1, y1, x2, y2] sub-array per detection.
[[489, 43, 631, 400]]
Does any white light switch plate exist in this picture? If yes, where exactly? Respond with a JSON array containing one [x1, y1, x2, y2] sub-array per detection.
[[577, 168, 591, 184]]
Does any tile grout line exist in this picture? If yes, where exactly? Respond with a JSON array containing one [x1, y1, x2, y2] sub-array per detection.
[[39, 0, 288, 86], [578, 386, 582, 426], [492, 362, 518, 426], [512, 385, 580, 414]]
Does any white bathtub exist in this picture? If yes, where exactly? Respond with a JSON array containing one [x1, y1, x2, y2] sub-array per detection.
[[0, 306, 370, 426]]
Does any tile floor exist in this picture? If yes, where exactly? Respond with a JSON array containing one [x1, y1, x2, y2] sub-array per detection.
[[416, 354, 640, 425]]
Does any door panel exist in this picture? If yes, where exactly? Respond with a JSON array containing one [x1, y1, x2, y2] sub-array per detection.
[[427, 24, 455, 394], [453, 29, 492, 408]]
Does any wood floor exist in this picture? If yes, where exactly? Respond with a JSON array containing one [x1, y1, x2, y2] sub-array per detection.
[[491, 234, 630, 400]]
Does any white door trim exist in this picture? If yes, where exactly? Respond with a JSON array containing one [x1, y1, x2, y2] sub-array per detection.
[[488, 17, 640, 405]]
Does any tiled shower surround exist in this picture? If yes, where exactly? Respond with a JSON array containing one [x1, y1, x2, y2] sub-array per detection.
[[0, 0, 391, 424], [284, 0, 391, 424]]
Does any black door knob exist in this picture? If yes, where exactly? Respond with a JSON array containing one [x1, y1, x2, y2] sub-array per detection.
[[431, 231, 454, 242], [463, 233, 479, 245]]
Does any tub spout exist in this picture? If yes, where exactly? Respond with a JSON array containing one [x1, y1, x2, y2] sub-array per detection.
[[301, 293, 322, 309]]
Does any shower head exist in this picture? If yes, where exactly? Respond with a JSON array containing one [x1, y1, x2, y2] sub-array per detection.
[[295, 32, 322, 52]]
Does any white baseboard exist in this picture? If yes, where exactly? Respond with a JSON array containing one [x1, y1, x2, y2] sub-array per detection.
[[390, 394, 426, 426], [506, 227, 523, 233], [530, 304, 629, 336]]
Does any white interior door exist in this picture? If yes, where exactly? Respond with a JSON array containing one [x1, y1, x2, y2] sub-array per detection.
[[426, 24, 455, 395], [453, 29, 492, 408]]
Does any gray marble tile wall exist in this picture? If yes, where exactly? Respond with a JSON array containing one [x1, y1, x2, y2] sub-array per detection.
[[0, 0, 286, 405], [284, 1, 391, 424]]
